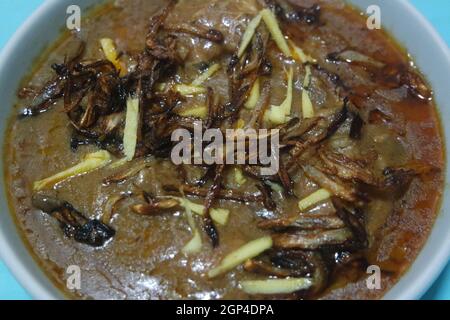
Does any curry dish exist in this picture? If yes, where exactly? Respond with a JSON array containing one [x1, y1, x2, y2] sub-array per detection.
[[4, 0, 444, 299]]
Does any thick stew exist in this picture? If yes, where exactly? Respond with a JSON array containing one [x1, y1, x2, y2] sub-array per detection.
[[4, 0, 444, 299]]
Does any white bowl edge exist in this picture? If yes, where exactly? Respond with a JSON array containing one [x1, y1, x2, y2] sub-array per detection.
[[0, 0, 448, 300]]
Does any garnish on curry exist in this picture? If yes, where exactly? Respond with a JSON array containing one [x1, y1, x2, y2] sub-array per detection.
[[4, 0, 444, 299]]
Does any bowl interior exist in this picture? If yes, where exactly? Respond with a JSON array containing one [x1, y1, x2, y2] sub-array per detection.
[[0, 0, 448, 300], [0, 0, 102, 300]]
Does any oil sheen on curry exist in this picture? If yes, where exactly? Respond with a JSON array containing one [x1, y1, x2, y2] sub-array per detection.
[[4, 0, 444, 300]]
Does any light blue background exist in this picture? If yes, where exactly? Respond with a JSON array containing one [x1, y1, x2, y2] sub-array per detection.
[[0, 0, 449, 300]]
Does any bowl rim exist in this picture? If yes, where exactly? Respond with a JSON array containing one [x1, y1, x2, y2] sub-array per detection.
[[374, 0, 450, 300], [0, 0, 64, 300], [0, 0, 448, 300]]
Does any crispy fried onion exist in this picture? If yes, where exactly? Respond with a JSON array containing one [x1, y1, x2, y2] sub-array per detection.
[[32, 194, 115, 247]]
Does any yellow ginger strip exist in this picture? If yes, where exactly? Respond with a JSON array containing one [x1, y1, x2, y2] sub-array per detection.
[[208, 236, 273, 278], [235, 119, 246, 129], [279, 67, 294, 115], [266, 181, 284, 193], [178, 195, 230, 253], [177, 198, 205, 215], [261, 9, 291, 57], [108, 157, 129, 169], [182, 229, 202, 254], [303, 64, 312, 87], [174, 84, 207, 96], [191, 63, 221, 86], [155, 83, 167, 92], [100, 38, 124, 75], [123, 97, 139, 161], [181, 196, 202, 254], [175, 197, 229, 226], [210, 208, 230, 227], [238, 13, 263, 58], [289, 40, 316, 64], [234, 167, 247, 186], [178, 105, 208, 119], [265, 107, 286, 125], [298, 188, 332, 211], [302, 65, 315, 119], [240, 278, 313, 295], [33, 151, 111, 191], [265, 67, 294, 125], [245, 78, 261, 110], [160, 64, 220, 96]]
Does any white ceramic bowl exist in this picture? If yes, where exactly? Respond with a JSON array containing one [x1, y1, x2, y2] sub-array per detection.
[[0, 0, 449, 300]]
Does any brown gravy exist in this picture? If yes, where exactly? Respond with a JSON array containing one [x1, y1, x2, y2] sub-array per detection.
[[4, 0, 444, 299]]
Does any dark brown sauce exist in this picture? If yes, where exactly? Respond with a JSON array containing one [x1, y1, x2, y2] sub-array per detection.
[[4, 0, 444, 300]]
